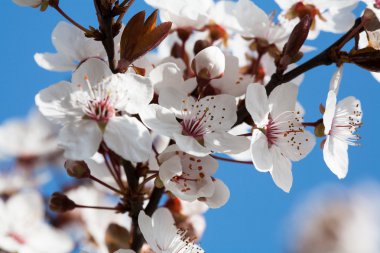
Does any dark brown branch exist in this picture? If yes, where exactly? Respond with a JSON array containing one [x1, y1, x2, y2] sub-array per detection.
[[265, 18, 363, 95], [94, 0, 116, 72]]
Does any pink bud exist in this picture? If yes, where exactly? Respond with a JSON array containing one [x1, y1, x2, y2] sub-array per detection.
[[192, 46, 225, 80]]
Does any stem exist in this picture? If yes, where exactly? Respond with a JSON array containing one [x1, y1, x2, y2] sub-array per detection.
[[303, 118, 323, 127], [211, 154, 253, 165], [94, 0, 116, 72], [138, 173, 158, 191], [51, 5, 90, 34], [265, 18, 363, 95], [89, 175, 124, 195], [145, 187, 164, 216], [75, 204, 118, 211]]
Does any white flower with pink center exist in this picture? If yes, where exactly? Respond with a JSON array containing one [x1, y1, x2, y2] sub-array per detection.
[[323, 67, 363, 179], [36, 58, 153, 162], [158, 145, 230, 208], [140, 87, 250, 157], [0, 190, 73, 253], [138, 208, 204, 253], [246, 83, 315, 192]]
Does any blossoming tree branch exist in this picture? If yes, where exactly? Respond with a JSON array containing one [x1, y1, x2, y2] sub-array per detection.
[[4, 0, 380, 252]]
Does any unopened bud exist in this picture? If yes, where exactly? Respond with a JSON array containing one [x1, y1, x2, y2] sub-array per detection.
[[192, 46, 225, 80], [65, 160, 90, 179], [49, 192, 76, 213], [278, 15, 312, 73], [105, 223, 131, 252], [348, 47, 380, 72], [193, 40, 211, 55]]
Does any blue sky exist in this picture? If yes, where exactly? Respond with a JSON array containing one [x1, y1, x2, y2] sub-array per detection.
[[1, 0, 379, 252]]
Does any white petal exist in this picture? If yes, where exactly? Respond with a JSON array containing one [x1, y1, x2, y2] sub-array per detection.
[[323, 136, 349, 179], [159, 155, 183, 184], [158, 87, 192, 118], [269, 83, 298, 118], [250, 130, 273, 172], [104, 116, 152, 163], [173, 133, 210, 157], [51, 22, 106, 64], [140, 104, 182, 137], [72, 58, 112, 88], [323, 91, 337, 135], [270, 146, 293, 192], [34, 53, 76, 72], [58, 120, 102, 160], [152, 208, 178, 250], [204, 132, 250, 154], [138, 211, 157, 252], [193, 46, 225, 79], [204, 179, 230, 208], [329, 66, 344, 94], [280, 130, 316, 161], [245, 83, 270, 127], [35, 81, 81, 125], [150, 62, 196, 94], [196, 94, 238, 131]]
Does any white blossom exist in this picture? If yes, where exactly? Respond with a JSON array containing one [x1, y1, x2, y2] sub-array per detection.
[[0, 110, 59, 160], [246, 83, 315, 192], [158, 145, 230, 208], [138, 208, 204, 253], [0, 190, 74, 253], [35, 58, 153, 162], [141, 88, 250, 157], [192, 46, 225, 80], [322, 67, 362, 179]]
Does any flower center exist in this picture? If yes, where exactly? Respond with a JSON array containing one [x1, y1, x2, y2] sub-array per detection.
[[285, 2, 326, 30], [84, 96, 115, 123], [180, 107, 209, 140], [329, 103, 362, 146], [8, 232, 26, 245], [264, 112, 304, 147]]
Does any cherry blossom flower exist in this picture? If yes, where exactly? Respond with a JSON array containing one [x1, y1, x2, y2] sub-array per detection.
[[12, 0, 43, 7], [144, 0, 213, 29], [158, 145, 230, 208], [140, 88, 250, 157], [192, 46, 225, 80], [0, 110, 59, 161], [275, 0, 359, 40], [138, 208, 204, 253], [246, 83, 315, 192], [289, 183, 380, 253], [229, 0, 289, 46], [34, 22, 121, 72], [36, 58, 153, 162], [0, 190, 74, 253], [322, 67, 362, 179]]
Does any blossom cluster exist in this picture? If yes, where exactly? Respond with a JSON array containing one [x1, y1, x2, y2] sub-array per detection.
[[1, 0, 379, 252]]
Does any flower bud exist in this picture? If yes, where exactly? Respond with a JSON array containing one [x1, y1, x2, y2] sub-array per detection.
[[105, 223, 131, 252], [192, 46, 225, 80], [64, 160, 91, 179], [12, 0, 43, 7], [49, 192, 76, 213]]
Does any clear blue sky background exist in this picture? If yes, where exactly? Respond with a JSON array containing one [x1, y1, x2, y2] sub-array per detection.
[[1, 1, 379, 252]]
